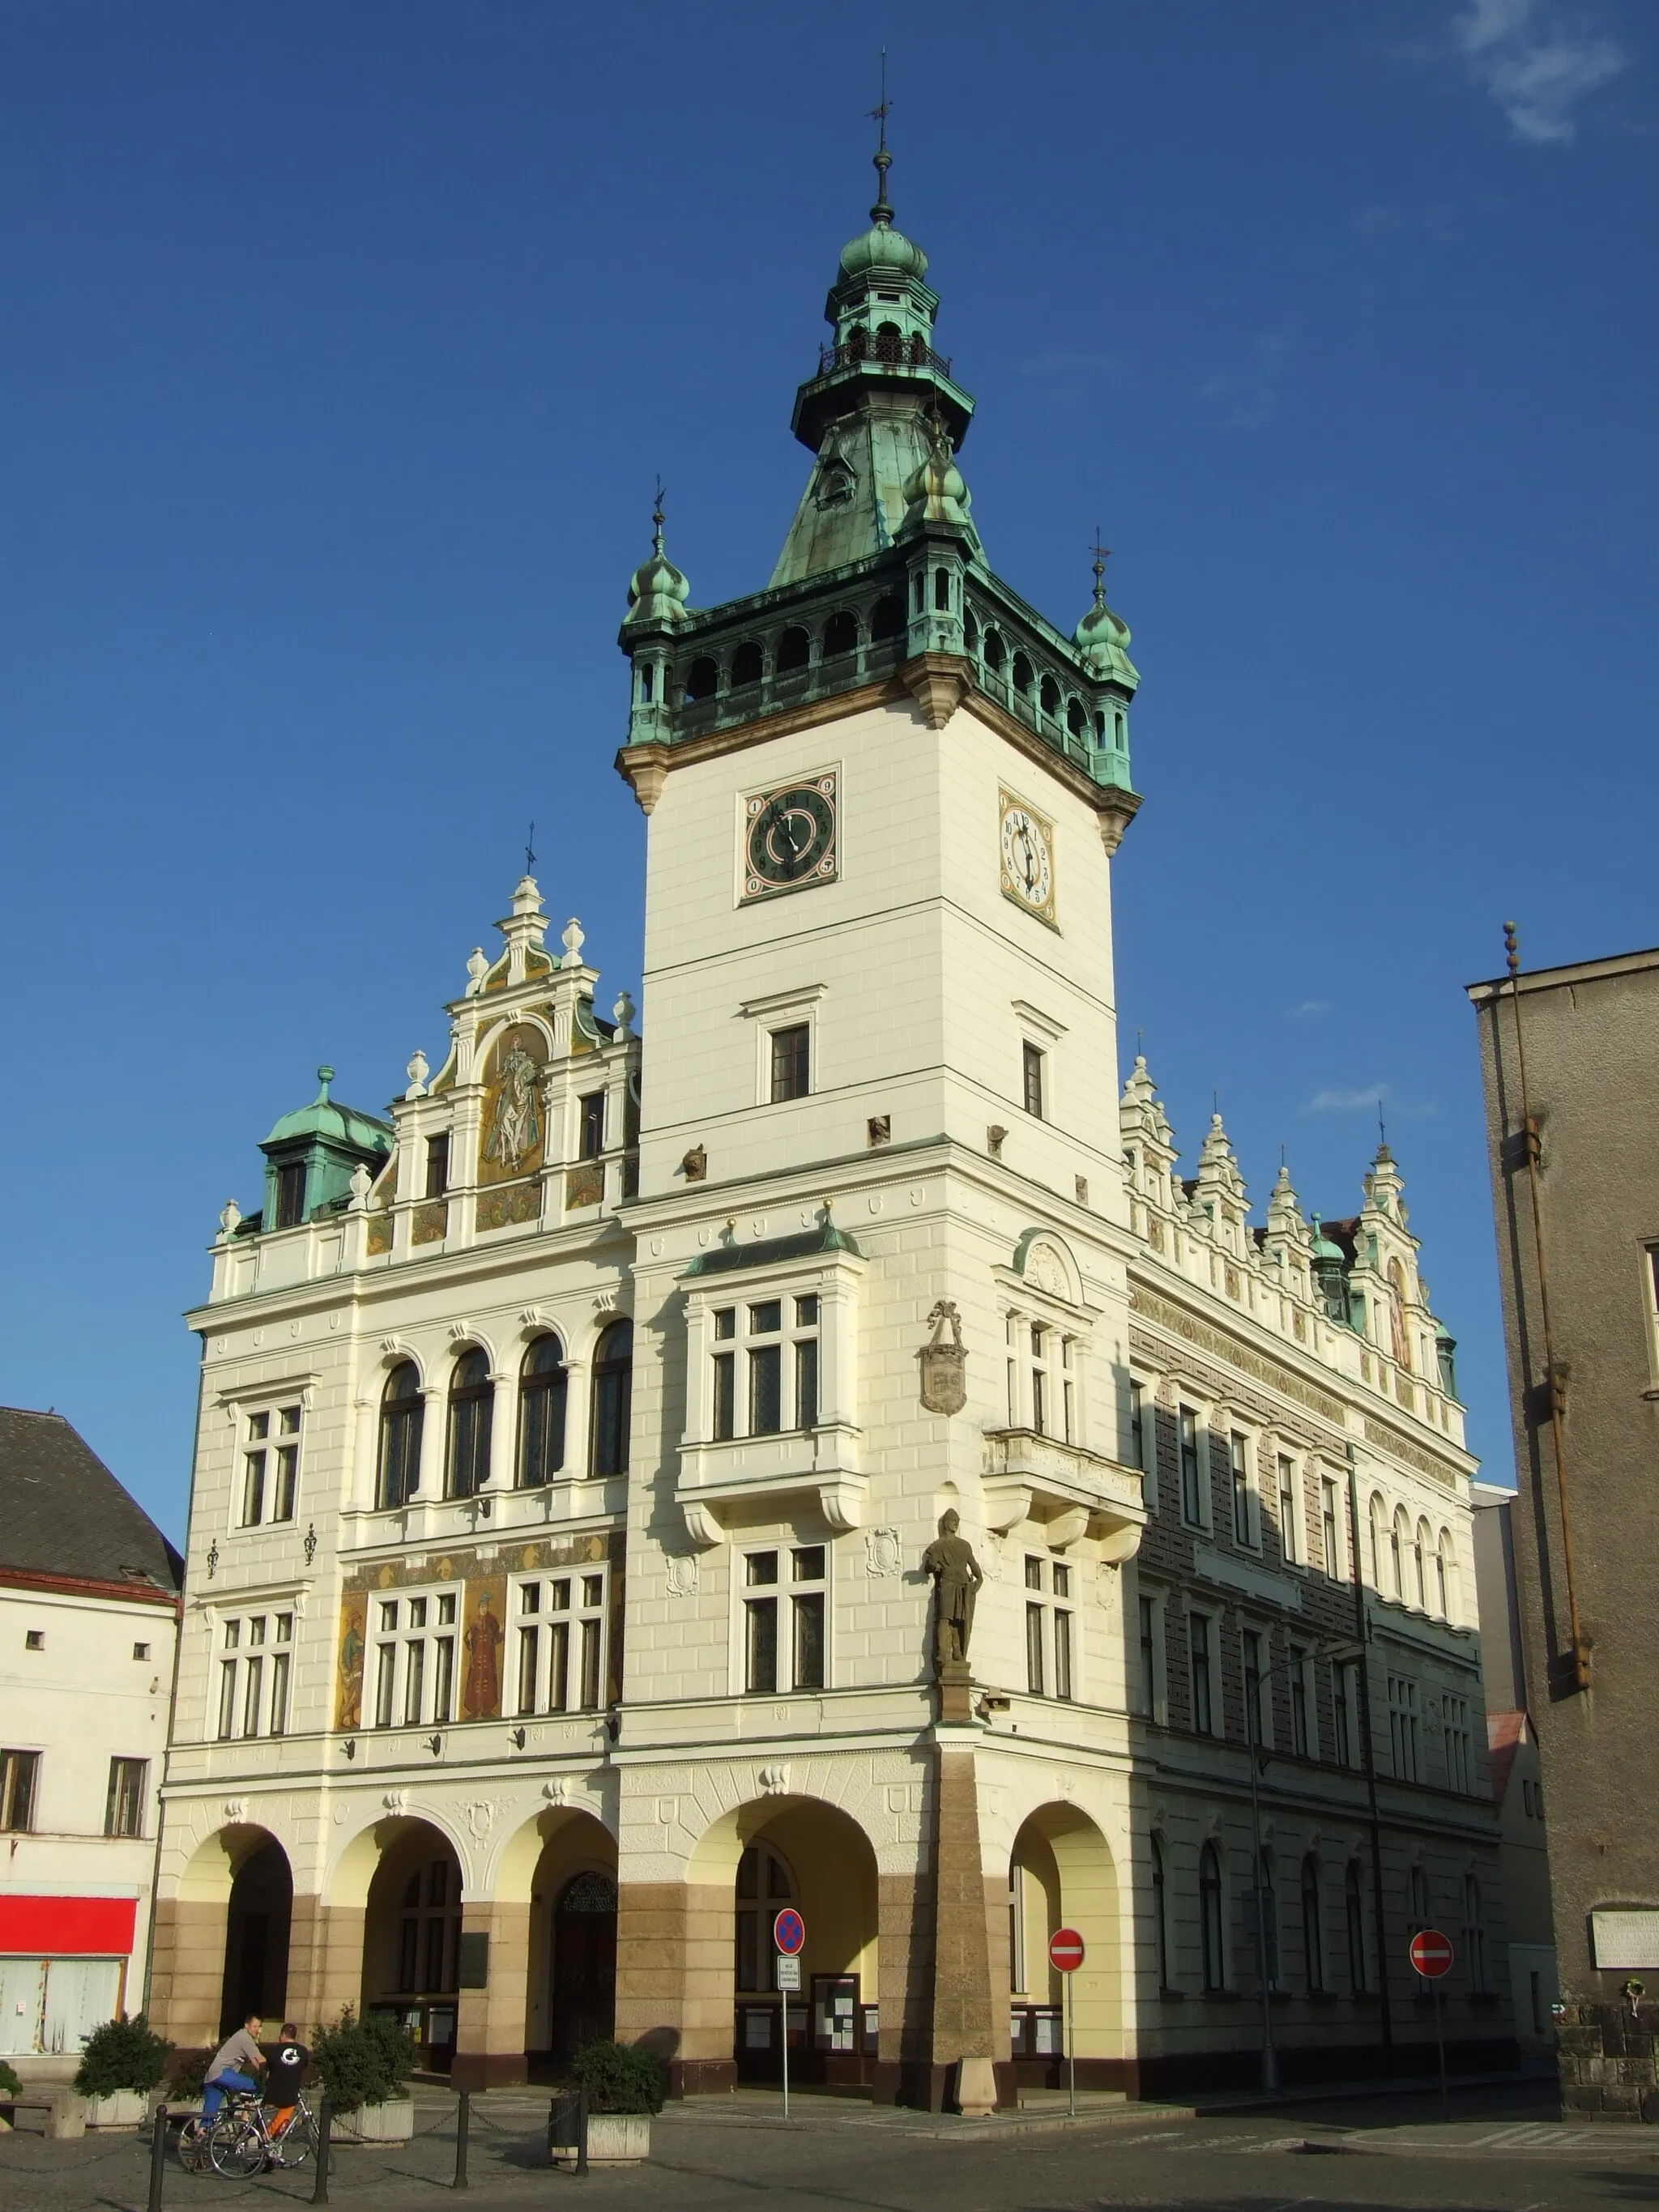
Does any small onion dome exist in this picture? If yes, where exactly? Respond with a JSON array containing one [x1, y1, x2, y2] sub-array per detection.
[[839, 219, 929, 282], [1308, 1212, 1346, 1266], [625, 529, 689, 627], [901, 418, 971, 530], [1073, 595, 1133, 678]]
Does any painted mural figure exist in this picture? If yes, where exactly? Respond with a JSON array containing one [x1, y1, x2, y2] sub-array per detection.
[[484, 1043, 542, 1173], [463, 1595, 505, 1718], [922, 1508, 983, 1673], [336, 1606, 365, 1731]]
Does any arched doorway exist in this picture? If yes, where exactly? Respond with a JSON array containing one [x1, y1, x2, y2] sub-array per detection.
[[218, 1838, 293, 2037], [1007, 1804, 1123, 2090], [551, 1872, 616, 2061], [360, 1822, 463, 2073]]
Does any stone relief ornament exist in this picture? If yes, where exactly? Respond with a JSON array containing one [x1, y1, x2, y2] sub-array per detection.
[[664, 1552, 701, 1600], [917, 1300, 967, 1415], [482, 1033, 544, 1176], [543, 1776, 571, 1805], [864, 1527, 902, 1578], [1023, 1237, 1068, 1298], [757, 1764, 791, 1796], [923, 1510, 983, 1672], [467, 1800, 497, 1842]]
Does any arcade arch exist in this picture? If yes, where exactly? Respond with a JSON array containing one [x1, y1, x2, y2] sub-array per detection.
[[1007, 1804, 1123, 2082]]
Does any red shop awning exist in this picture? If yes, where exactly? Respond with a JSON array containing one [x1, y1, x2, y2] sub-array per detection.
[[0, 1895, 137, 1956]]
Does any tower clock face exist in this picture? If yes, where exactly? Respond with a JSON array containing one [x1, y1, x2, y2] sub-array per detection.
[[742, 774, 838, 901], [1000, 788, 1057, 927]]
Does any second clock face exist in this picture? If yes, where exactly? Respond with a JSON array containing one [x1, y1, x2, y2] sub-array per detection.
[[1000, 788, 1057, 927], [743, 774, 838, 901]]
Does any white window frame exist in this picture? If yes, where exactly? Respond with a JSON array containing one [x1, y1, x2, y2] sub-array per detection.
[[368, 1581, 463, 1732], [236, 1400, 305, 1529], [1229, 1429, 1261, 1551], [1178, 1404, 1209, 1529], [1320, 1472, 1346, 1581], [735, 1541, 830, 1696], [707, 1293, 821, 1442], [1188, 1607, 1218, 1736], [211, 1606, 296, 1741], [682, 1251, 855, 1451], [510, 1565, 608, 1716], [1021, 1552, 1077, 1702], [738, 982, 826, 1108], [1128, 1375, 1157, 1511], [1135, 1582, 1167, 1723], [1275, 1449, 1303, 1568]]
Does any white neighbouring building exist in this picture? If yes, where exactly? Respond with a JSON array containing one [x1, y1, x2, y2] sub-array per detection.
[[1, 1409, 182, 2074], [151, 159, 1515, 2104]]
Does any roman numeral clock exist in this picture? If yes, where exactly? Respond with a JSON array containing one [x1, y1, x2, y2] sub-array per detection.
[[741, 774, 838, 902]]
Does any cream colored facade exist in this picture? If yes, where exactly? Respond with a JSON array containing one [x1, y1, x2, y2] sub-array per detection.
[[151, 194, 1512, 2105]]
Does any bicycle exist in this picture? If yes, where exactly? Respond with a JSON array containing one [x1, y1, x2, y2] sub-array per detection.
[[204, 2090, 320, 2177]]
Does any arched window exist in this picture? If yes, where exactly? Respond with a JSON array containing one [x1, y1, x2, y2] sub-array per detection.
[[1199, 1842, 1225, 1993], [446, 1349, 493, 1500], [1437, 1530, 1456, 1621], [684, 656, 718, 703], [730, 641, 764, 688], [734, 1840, 794, 1993], [378, 1362, 424, 1511], [983, 629, 1007, 675], [908, 331, 928, 365], [1067, 698, 1088, 738], [1011, 651, 1034, 697], [869, 595, 906, 641], [1368, 1494, 1388, 1586], [590, 1320, 633, 1477], [963, 607, 980, 653], [822, 611, 858, 659], [1391, 1508, 1410, 1599], [1301, 1856, 1324, 1993], [934, 568, 952, 612], [776, 626, 811, 674], [874, 320, 902, 363], [1151, 1837, 1171, 1991], [1039, 673, 1061, 718], [396, 1856, 462, 1998], [637, 663, 654, 703], [1415, 1519, 1433, 1611], [1345, 1861, 1368, 1993], [1463, 1875, 1486, 1993], [847, 323, 869, 360], [518, 1334, 568, 1487]]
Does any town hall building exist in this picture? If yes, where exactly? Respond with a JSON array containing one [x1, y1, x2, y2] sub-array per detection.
[[149, 151, 1513, 2104]]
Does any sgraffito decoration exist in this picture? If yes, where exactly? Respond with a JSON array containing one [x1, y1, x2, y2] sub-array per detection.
[[335, 1594, 367, 1729], [462, 1575, 506, 1720], [478, 1022, 548, 1187]]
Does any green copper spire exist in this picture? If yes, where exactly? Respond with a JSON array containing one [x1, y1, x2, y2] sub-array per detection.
[[770, 121, 979, 589], [624, 482, 689, 628]]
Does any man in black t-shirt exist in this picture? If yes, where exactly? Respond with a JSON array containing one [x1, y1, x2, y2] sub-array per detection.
[[262, 2023, 311, 2157]]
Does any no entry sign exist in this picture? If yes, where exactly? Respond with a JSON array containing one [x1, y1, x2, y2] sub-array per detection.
[[1410, 1929, 1455, 1979], [774, 1907, 806, 1956], [1049, 1927, 1085, 1974]]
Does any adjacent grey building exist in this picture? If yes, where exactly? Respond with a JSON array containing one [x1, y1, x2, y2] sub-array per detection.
[[1469, 942, 1659, 2120]]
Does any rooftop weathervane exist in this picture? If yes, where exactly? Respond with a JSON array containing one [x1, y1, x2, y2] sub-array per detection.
[[868, 50, 894, 224]]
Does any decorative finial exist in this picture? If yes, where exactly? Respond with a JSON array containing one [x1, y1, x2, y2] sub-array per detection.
[[652, 475, 666, 555], [405, 1048, 429, 1099], [612, 988, 636, 1041], [316, 1064, 335, 1102], [348, 1162, 372, 1209], [561, 916, 586, 969], [1090, 529, 1112, 610], [868, 49, 894, 224], [1503, 919, 1520, 977], [525, 820, 536, 874], [218, 1198, 241, 1240], [466, 946, 488, 995]]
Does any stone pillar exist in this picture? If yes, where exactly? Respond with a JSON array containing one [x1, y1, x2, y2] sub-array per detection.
[[614, 1879, 736, 2095], [453, 1900, 531, 2089], [872, 1871, 934, 2107], [147, 1895, 228, 2052], [284, 1896, 364, 2039], [928, 1746, 1003, 2113]]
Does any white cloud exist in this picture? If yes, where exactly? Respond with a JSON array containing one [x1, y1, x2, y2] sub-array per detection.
[[1307, 1084, 1388, 1113], [1452, 0, 1627, 143], [1199, 327, 1295, 430], [1289, 999, 1333, 1019]]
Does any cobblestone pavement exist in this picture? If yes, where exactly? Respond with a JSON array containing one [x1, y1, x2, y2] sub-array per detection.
[[3, 2079, 1657, 2212]]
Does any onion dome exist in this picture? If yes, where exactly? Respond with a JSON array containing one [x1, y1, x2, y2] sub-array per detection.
[[624, 498, 689, 627], [839, 219, 929, 282], [1308, 1211, 1347, 1267], [900, 410, 973, 531], [1074, 541, 1135, 680]]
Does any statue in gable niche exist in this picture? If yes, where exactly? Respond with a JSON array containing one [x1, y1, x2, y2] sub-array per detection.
[[479, 1024, 546, 1183]]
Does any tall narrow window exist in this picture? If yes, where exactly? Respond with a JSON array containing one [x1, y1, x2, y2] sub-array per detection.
[[104, 1751, 147, 1840], [578, 1091, 605, 1159], [1009, 1864, 1027, 1995], [378, 1362, 424, 1511], [1021, 1042, 1045, 1119], [1444, 1694, 1473, 1792], [744, 1551, 779, 1694], [748, 1302, 783, 1434], [1199, 1843, 1226, 1993], [1410, 1864, 1431, 1944], [1388, 1673, 1421, 1781], [791, 1545, 826, 1691], [1277, 1456, 1300, 1564], [1464, 1876, 1486, 1993], [1179, 1408, 1204, 1524], [1243, 1630, 1269, 1750], [1137, 1593, 1158, 1719], [446, 1350, 493, 1500], [1189, 1612, 1213, 1734], [1030, 1326, 1050, 1434], [1025, 1579, 1046, 1698], [270, 1616, 292, 1736], [1301, 1856, 1324, 1993], [217, 1622, 240, 1740], [272, 1405, 301, 1522], [1052, 1564, 1073, 1700], [1333, 1660, 1357, 1767], [1346, 1861, 1368, 1993], [0, 1749, 40, 1833], [1289, 1646, 1311, 1758], [1151, 1837, 1171, 1989], [1129, 1379, 1156, 1509], [712, 1307, 736, 1440], [424, 1132, 450, 1198], [770, 1025, 809, 1102], [1321, 1477, 1342, 1579], [1390, 1508, 1407, 1598], [1414, 1518, 1432, 1610], [1230, 1434, 1256, 1546], [241, 1426, 267, 1528], [1369, 1494, 1388, 1587], [1435, 1532, 1452, 1618], [795, 1297, 821, 1430], [589, 1321, 633, 1475], [518, 1335, 568, 1485], [275, 1160, 307, 1230]]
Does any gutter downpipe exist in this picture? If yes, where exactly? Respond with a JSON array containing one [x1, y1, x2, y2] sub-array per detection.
[[142, 1328, 206, 2017], [1346, 1443, 1393, 2065]]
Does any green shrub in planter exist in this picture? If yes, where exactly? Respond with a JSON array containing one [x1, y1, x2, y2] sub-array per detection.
[[568, 2040, 666, 2115], [74, 2014, 169, 2099], [0, 2059, 22, 2099], [168, 2049, 208, 2101], [313, 2009, 414, 2115]]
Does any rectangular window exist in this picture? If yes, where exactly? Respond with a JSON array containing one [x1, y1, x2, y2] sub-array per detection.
[[1321, 1477, 1342, 1579], [1388, 1673, 1420, 1783], [424, 1132, 450, 1198], [712, 1353, 736, 1440], [1189, 1613, 1213, 1734], [1444, 1695, 1473, 1793], [104, 1758, 147, 1838], [374, 1640, 396, 1728], [270, 1649, 292, 1737], [218, 1656, 239, 1740], [1021, 1041, 1044, 1119], [403, 1640, 426, 1726], [1277, 1455, 1301, 1565], [241, 1653, 264, 1737], [0, 1749, 40, 1833], [712, 1294, 819, 1438], [579, 1617, 603, 1709], [1290, 1647, 1310, 1758], [745, 1560, 779, 1694], [770, 1024, 809, 1102], [578, 1091, 606, 1159], [792, 1590, 825, 1691], [433, 1634, 454, 1724], [748, 1345, 782, 1434], [1137, 1593, 1158, 1719], [1030, 1326, 1049, 1435], [795, 1336, 819, 1430], [744, 1546, 825, 1694], [1179, 1408, 1204, 1524], [1025, 1604, 1046, 1696], [241, 1451, 266, 1528], [274, 1443, 299, 1522], [1052, 1607, 1073, 1701], [1243, 1629, 1269, 1749], [1231, 1433, 1256, 1547], [1333, 1661, 1356, 1767], [1129, 1379, 1156, 1510], [275, 1160, 307, 1230]]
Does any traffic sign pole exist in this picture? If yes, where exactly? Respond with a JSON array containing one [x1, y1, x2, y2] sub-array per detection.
[[1406, 1929, 1454, 2120], [1048, 1929, 1085, 2118], [774, 1910, 806, 2120], [1066, 1970, 1075, 2118], [1433, 1974, 1448, 2121], [781, 1959, 788, 2122]]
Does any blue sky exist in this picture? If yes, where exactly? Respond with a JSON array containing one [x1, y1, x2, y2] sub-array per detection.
[[2, 2, 1653, 1541]]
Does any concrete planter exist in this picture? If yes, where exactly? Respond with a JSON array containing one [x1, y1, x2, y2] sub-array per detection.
[[331, 2097, 415, 2145], [83, 2092, 146, 2129], [551, 2112, 651, 2165]]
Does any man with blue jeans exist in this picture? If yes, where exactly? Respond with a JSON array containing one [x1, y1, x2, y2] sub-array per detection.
[[203, 2014, 267, 2118]]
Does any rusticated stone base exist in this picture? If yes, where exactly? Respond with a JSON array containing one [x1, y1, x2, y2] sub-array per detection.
[[1557, 2000, 1659, 2121]]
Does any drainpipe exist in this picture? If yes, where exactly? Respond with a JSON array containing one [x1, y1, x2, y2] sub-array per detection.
[[1346, 1445, 1393, 2062], [143, 1329, 206, 2018]]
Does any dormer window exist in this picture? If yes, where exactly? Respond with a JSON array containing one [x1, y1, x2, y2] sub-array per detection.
[[275, 1161, 307, 1230]]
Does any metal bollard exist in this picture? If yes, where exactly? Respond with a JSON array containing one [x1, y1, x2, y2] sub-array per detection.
[[453, 2086, 470, 2190], [311, 2098, 331, 2206], [147, 2102, 167, 2212]]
